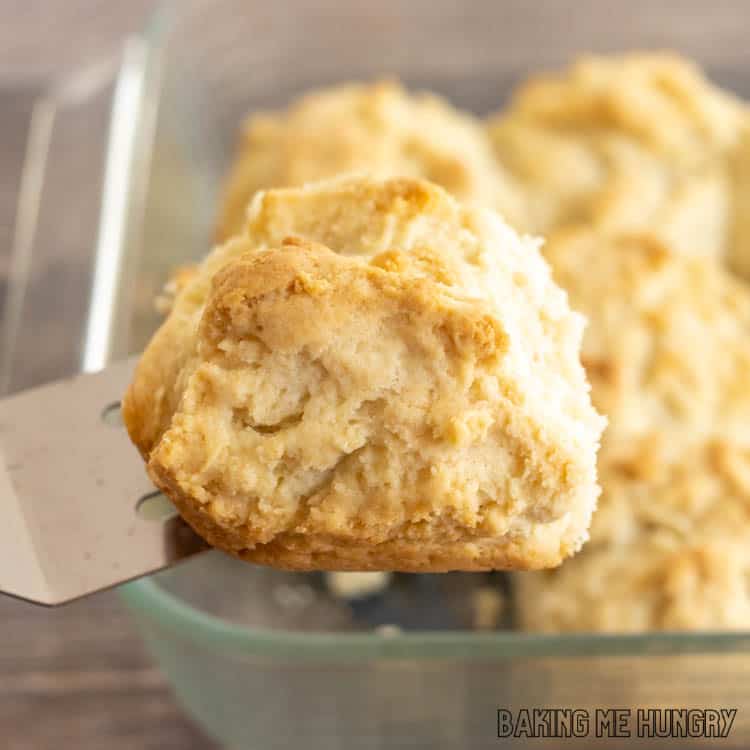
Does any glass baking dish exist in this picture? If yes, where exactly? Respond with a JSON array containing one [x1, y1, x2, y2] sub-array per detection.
[[4, 1, 750, 746]]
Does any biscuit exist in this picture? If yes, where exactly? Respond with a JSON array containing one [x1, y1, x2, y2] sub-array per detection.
[[216, 80, 524, 241], [515, 227, 750, 631], [729, 124, 750, 278], [154, 265, 199, 315], [123, 176, 604, 572], [592, 434, 750, 548], [543, 228, 750, 446], [515, 536, 750, 632], [515, 438, 750, 632], [489, 53, 747, 257]]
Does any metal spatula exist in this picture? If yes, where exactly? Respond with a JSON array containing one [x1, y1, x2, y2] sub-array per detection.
[[0, 358, 208, 606]]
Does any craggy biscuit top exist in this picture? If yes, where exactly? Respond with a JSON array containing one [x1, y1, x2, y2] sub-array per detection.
[[515, 534, 750, 632], [592, 435, 750, 549], [730, 123, 750, 278], [505, 53, 743, 160], [515, 224, 750, 632], [517, 434, 750, 632], [124, 176, 604, 572], [216, 81, 524, 241], [488, 53, 750, 632], [543, 228, 750, 446], [489, 53, 748, 257]]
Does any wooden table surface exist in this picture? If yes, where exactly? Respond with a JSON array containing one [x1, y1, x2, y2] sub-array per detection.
[[1, 1, 749, 747]]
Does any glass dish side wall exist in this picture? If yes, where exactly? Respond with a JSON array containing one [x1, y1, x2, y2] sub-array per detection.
[[124, 586, 750, 748]]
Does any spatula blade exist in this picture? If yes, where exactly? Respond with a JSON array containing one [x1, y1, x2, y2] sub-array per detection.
[[0, 357, 207, 606]]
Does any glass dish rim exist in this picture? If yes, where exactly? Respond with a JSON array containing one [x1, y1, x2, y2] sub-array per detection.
[[116, 1, 750, 662], [120, 573, 750, 661]]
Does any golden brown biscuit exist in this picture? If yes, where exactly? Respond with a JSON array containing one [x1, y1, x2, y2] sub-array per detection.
[[154, 265, 199, 315], [729, 124, 750, 278], [516, 537, 750, 632], [124, 176, 604, 572], [543, 228, 750, 446], [216, 80, 524, 241], [489, 53, 748, 256], [515, 227, 750, 631], [592, 434, 750, 548], [515, 438, 750, 632]]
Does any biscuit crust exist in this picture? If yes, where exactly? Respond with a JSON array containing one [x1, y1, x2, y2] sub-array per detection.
[[124, 177, 604, 572], [516, 437, 750, 632], [516, 228, 750, 631], [216, 80, 524, 241], [489, 53, 748, 257], [543, 228, 750, 446]]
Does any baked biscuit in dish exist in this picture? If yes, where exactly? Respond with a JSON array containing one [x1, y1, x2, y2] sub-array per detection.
[[216, 80, 524, 241], [515, 437, 750, 632], [729, 124, 750, 279], [516, 536, 750, 632], [591, 434, 750, 548], [516, 227, 750, 631], [123, 176, 604, 572], [154, 265, 199, 315], [543, 228, 750, 446], [489, 53, 748, 257]]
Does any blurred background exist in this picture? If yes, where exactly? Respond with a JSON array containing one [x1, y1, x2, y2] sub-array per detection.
[[2, 2, 750, 748], [3, 6, 223, 750]]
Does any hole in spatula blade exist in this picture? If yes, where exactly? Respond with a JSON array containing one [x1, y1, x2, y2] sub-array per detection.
[[101, 401, 123, 426], [136, 491, 178, 521]]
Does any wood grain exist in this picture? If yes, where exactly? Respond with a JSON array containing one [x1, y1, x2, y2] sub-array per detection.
[[0, 593, 216, 750]]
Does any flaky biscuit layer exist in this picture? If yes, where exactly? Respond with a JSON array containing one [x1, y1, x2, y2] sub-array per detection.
[[124, 177, 603, 572]]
